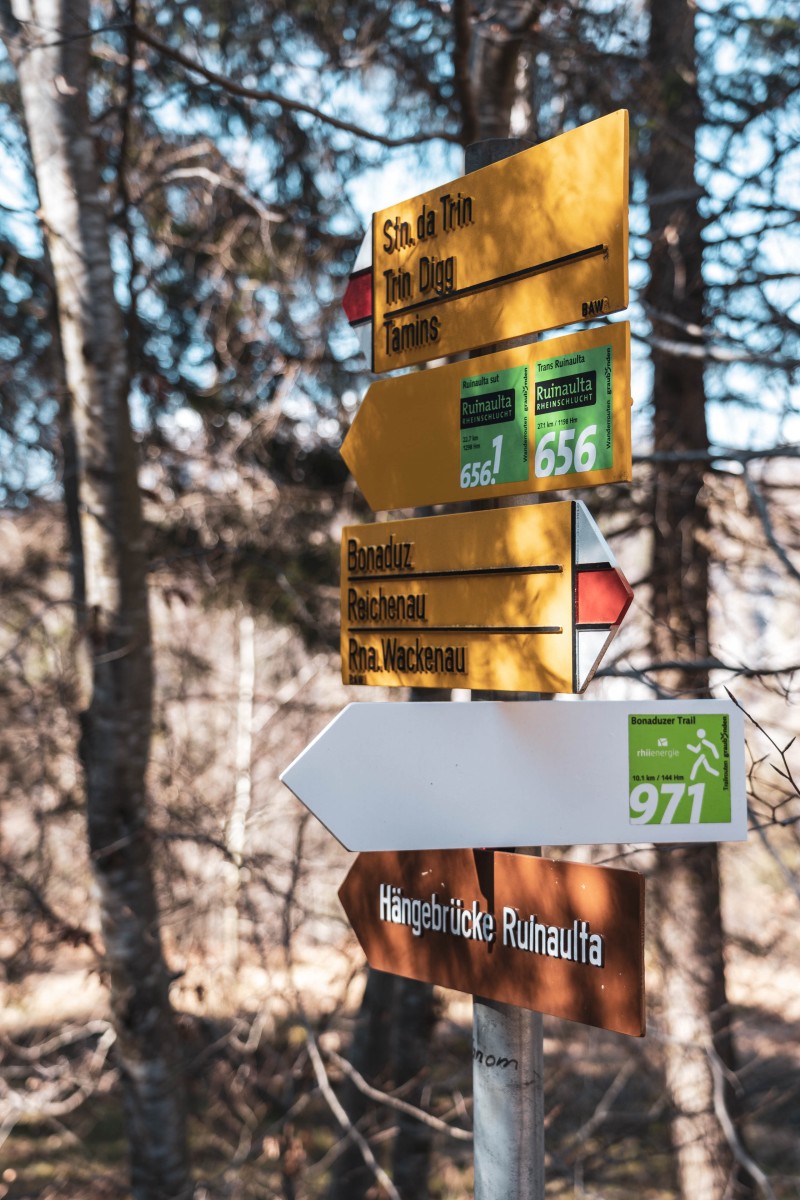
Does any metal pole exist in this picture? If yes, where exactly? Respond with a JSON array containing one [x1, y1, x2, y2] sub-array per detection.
[[465, 136, 546, 1200], [473, 999, 545, 1198]]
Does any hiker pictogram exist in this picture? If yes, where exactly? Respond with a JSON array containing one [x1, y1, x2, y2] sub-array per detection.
[[687, 727, 721, 781]]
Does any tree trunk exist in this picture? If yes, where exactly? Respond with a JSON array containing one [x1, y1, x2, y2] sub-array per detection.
[[1, 3, 191, 1195], [645, 3, 754, 1196], [222, 611, 256, 975], [389, 978, 437, 1200], [459, 0, 541, 142]]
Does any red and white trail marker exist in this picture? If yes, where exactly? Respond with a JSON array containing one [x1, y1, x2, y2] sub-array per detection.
[[342, 226, 373, 363]]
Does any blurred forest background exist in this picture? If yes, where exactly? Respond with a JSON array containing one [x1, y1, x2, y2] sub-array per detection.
[[0, 0, 798, 1198]]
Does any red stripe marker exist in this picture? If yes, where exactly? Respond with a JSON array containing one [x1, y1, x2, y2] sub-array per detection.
[[576, 565, 633, 626], [342, 267, 372, 326], [342, 226, 373, 363], [573, 505, 633, 690]]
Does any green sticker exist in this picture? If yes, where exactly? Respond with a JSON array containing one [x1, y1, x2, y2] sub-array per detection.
[[628, 715, 731, 826], [534, 344, 613, 479], [460, 365, 528, 490]]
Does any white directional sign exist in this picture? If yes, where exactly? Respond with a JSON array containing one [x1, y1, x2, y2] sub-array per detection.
[[280, 700, 746, 852]]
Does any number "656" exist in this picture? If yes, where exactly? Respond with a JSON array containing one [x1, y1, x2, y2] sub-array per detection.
[[535, 425, 597, 478]]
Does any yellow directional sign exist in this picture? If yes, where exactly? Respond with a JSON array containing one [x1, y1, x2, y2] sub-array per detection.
[[341, 324, 631, 512], [342, 501, 633, 694], [371, 110, 628, 372]]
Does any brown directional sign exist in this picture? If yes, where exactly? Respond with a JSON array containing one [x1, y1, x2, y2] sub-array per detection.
[[339, 849, 645, 1037], [369, 110, 629, 372]]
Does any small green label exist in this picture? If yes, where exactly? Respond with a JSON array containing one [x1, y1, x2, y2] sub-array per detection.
[[534, 344, 612, 479], [459, 365, 528, 490], [628, 714, 731, 826]]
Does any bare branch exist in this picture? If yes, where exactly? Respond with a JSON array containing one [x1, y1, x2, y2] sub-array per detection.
[[750, 821, 800, 906], [599, 659, 800, 680], [305, 1031, 403, 1200], [742, 468, 800, 584], [635, 444, 800, 467], [727, 689, 800, 797], [0, 1026, 116, 1154], [0, 0, 24, 61], [323, 1046, 473, 1141], [568, 1058, 636, 1149], [708, 1041, 778, 1200], [133, 23, 459, 148], [643, 331, 799, 372], [0, 860, 100, 955], [156, 166, 284, 225], [1, 1020, 112, 1062]]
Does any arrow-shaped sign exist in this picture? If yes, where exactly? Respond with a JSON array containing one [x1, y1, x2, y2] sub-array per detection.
[[343, 110, 629, 373], [280, 699, 746, 851], [342, 500, 632, 694], [341, 324, 632, 511], [338, 849, 646, 1036]]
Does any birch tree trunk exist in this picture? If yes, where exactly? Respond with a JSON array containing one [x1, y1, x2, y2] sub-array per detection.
[[222, 611, 255, 974], [0, 2, 191, 1195], [646, 2, 754, 1196]]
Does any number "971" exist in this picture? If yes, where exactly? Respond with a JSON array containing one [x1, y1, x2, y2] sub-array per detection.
[[629, 782, 706, 825]]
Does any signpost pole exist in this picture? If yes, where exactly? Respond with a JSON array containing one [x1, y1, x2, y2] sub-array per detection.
[[307, 114, 634, 1198], [466, 137, 546, 1200], [473, 999, 545, 1198]]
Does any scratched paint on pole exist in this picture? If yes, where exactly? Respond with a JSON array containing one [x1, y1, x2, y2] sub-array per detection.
[[341, 500, 632, 693], [341, 323, 631, 512], [370, 110, 628, 372], [339, 849, 646, 1037]]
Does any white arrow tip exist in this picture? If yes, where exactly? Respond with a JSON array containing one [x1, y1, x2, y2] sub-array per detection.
[[575, 501, 617, 567]]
